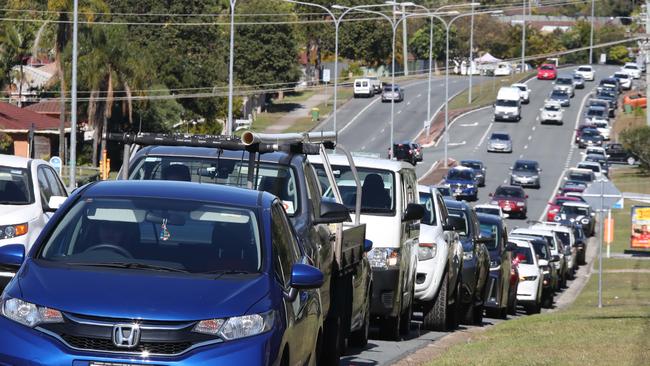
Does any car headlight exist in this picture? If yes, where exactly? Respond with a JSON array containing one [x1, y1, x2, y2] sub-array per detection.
[[516, 202, 525, 207], [193, 311, 274, 340], [0, 223, 28, 239], [368, 248, 400, 269], [463, 251, 474, 261], [466, 184, 475, 189], [531, 175, 539, 179], [418, 243, 437, 261], [581, 218, 590, 225], [1, 297, 64, 327]]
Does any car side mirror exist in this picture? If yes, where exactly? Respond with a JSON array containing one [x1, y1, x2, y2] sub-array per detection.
[[509, 167, 513, 170], [46, 195, 67, 212], [551, 254, 561, 262], [315, 201, 351, 224], [538, 259, 549, 267], [0, 244, 25, 272], [591, 212, 596, 217], [364, 239, 373, 253], [402, 203, 425, 222]]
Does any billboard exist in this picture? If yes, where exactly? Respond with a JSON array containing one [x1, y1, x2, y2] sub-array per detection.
[[631, 206, 650, 249]]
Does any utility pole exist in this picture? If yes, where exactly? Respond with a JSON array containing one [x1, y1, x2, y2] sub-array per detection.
[[646, 0, 650, 126], [401, 3, 408, 76], [521, 0, 526, 71], [68, 0, 79, 191], [589, 0, 595, 64], [468, 3, 475, 103]]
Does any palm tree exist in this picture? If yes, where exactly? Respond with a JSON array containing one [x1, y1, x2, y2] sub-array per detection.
[[2, 25, 34, 107]]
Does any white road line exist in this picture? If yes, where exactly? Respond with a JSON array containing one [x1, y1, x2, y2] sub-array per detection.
[[407, 101, 411, 105], [460, 122, 479, 127], [532, 126, 536, 131], [528, 135, 532, 140], [475, 122, 494, 150], [417, 93, 422, 98], [519, 154, 524, 158], [503, 179, 508, 184], [370, 135, 376, 141], [397, 110, 402, 114], [448, 141, 467, 147], [380, 127, 385, 133], [361, 145, 366, 150], [418, 160, 440, 183], [524, 145, 528, 149]]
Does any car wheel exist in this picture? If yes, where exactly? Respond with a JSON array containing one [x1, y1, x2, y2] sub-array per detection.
[[627, 157, 636, 165], [349, 290, 370, 348], [321, 315, 343, 364], [423, 273, 449, 331], [473, 300, 484, 325], [461, 299, 475, 325], [399, 285, 414, 335], [507, 289, 518, 316], [542, 291, 553, 308], [379, 314, 401, 341], [448, 275, 462, 329], [526, 301, 541, 315]]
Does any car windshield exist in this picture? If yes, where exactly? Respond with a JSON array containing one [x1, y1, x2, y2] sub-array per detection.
[[129, 156, 299, 216], [578, 67, 591, 72], [615, 73, 629, 79], [513, 85, 526, 91], [491, 133, 510, 141], [593, 122, 608, 128], [38, 197, 262, 274], [586, 155, 606, 164], [419, 191, 437, 226], [583, 129, 600, 137], [447, 169, 474, 181], [495, 187, 524, 198], [541, 65, 554, 70], [513, 246, 534, 264], [383, 86, 399, 92], [447, 209, 469, 239], [555, 198, 574, 205], [475, 207, 500, 216], [568, 172, 592, 182], [573, 75, 583, 80], [624, 65, 638, 70], [587, 109, 605, 117], [556, 232, 571, 247], [556, 78, 572, 85], [560, 205, 589, 216], [578, 164, 600, 173], [479, 222, 500, 250], [514, 161, 538, 171], [544, 104, 561, 111], [436, 186, 452, 197], [551, 90, 568, 97], [0, 166, 33, 205], [461, 161, 482, 170], [564, 180, 587, 189], [317, 165, 395, 214], [495, 99, 518, 107]]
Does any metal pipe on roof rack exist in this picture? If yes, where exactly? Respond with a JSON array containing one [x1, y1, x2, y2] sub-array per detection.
[[241, 131, 336, 146]]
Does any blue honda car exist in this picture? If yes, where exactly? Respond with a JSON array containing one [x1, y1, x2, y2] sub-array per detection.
[[444, 166, 478, 201], [0, 180, 325, 365]]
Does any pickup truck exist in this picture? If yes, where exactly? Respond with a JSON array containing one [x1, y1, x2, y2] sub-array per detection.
[[110, 131, 371, 364]]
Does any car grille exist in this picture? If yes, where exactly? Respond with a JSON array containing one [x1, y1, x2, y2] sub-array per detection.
[[381, 291, 394, 308], [61, 334, 193, 355]]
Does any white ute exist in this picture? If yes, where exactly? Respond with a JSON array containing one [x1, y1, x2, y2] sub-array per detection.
[[416, 185, 463, 331], [511, 239, 543, 314]]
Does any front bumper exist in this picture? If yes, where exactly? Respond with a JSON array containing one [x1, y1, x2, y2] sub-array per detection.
[[494, 113, 519, 121], [510, 175, 540, 187], [415, 255, 446, 302], [0, 316, 277, 366], [516, 277, 540, 303], [487, 144, 512, 152], [450, 186, 477, 199], [370, 268, 401, 317]]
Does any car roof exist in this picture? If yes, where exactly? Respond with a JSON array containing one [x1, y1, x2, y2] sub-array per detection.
[[460, 159, 483, 165], [0, 154, 42, 169], [314, 154, 412, 172], [578, 65, 593, 69], [444, 199, 470, 210], [511, 83, 527, 87], [496, 184, 524, 191], [418, 184, 433, 193], [578, 161, 601, 167], [450, 165, 473, 171], [514, 159, 538, 165], [476, 212, 502, 225], [82, 180, 268, 208], [511, 227, 554, 236], [562, 201, 590, 208], [531, 222, 571, 233], [510, 239, 533, 248], [568, 167, 594, 174], [474, 203, 501, 210]]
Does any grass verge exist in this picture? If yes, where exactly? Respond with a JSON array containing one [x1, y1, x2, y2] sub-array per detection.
[[428, 166, 650, 366], [447, 72, 534, 111]]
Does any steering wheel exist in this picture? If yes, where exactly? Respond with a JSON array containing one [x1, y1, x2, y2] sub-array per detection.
[[84, 244, 133, 258]]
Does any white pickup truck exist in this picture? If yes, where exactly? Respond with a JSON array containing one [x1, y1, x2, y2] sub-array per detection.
[[416, 185, 463, 331]]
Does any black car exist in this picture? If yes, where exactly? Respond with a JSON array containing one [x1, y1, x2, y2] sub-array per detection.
[[605, 143, 638, 165], [460, 159, 487, 187], [477, 213, 517, 318], [444, 200, 490, 325], [393, 141, 422, 165], [599, 77, 621, 92], [549, 89, 570, 107], [587, 98, 612, 116], [510, 160, 542, 189], [578, 128, 604, 148], [595, 91, 618, 116], [556, 202, 595, 237]]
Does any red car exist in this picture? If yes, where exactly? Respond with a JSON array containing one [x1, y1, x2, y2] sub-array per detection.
[[489, 185, 528, 219], [546, 195, 582, 222], [537, 64, 557, 80]]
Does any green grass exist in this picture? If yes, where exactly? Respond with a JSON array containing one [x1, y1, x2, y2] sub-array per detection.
[[429, 166, 650, 366], [447, 72, 534, 111], [282, 88, 353, 133]]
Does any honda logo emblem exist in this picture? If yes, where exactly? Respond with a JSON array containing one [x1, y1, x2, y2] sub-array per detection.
[[112, 324, 141, 348]]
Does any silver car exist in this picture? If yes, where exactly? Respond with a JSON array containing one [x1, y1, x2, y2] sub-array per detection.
[[539, 101, 563, 125], [554, 76, 575, 97], [381, 84, 404, 103], [487, 132, 513, 153], [510, 159, 541, 188]]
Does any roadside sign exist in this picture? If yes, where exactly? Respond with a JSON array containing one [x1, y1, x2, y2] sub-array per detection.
[[582, 179, 622, 211], [323, 69, 331, 83], [612, 198, 624, 209], [631, 206, 650, 249], [49, 156, 62, 175]]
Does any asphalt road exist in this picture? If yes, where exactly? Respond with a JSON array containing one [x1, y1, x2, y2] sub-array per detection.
[[316, 75, 485, 155], [339, 65, 620, 366]]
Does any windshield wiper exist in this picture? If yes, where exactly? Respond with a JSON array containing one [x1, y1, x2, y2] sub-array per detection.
[[68, 262, 190, 273]]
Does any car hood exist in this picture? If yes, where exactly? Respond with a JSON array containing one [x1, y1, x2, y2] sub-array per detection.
[[489, 140, 511, 145], [494, 195, 525, 202], [512, 170, 537, 177], [446, 179, 474, 185], [0, 204, 39, 224], [13, 260, 271, 321], [517, 263, 539, 276], [557, 213, 590, 222]]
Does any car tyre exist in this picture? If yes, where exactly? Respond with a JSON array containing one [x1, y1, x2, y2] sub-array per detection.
[[461, 299, 475, 325], [542, 292, 553, 308], [399, 285, 414, 335], [526, 301, 541, 315], [349, 289, 370, 348], [507, 290, 518, 316], [423, 273, 450, 331], [380, 314, 401, 341], [321, 315, 343, 364]]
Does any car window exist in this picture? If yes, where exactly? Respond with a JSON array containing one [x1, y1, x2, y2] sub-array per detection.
[[461, 161, 482, 170], [479, 222, 500, 251], [495, 187, 524, 198], [495, 99, 518, 107], [447, 209, 469, 238], [419, 191, 437, 226], [447, 169, 474, 181], [0, 166, 33, 205], [541, 65, 554, 70], [556, 78, 572, 85], [43, 167, 67, 198], [491, 133, 510, 141], [271, 203, 301, 287], [544, 105, 561, 111], [39, 197, 262, 274], [303, 162, 322, 219], [560, 205, 589, 216], [578, 67, 591, 72], [513, 246, 534, 264], [514, 161, 538, 171], [130, 156, 299, 216], [37, 166, 53, 209]]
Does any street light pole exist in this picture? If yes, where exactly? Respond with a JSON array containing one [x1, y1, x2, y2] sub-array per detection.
[[468, 3, 475, 103], [68, 0, 79, 191], [402, 3, 409, 76], [226, 0, 237, 136], [521, 0, 526, 71], [589, 0, 595, 64]]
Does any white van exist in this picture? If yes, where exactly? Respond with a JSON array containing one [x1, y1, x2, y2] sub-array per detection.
[[310, 154, 422, 340], [353, 78, 373, 98], [494, 87, 522, 122], [494, 62, 513, 76]]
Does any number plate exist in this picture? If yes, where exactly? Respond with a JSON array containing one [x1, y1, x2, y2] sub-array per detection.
[[503, 206, 511, 211]]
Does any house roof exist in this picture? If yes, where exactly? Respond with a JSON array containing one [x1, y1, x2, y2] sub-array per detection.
[[24, 99, 65, 115], [0, 101, 69, 133]]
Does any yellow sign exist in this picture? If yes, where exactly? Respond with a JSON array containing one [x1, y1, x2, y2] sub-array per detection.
[[631, 206, 650, 249]]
